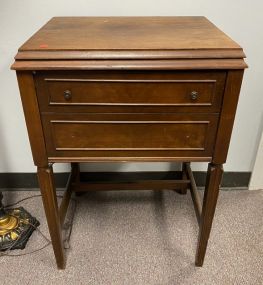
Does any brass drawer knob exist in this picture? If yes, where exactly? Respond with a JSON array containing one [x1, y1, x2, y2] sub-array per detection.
[[64, 90, 72, 100], [190, 91, 198, 100]]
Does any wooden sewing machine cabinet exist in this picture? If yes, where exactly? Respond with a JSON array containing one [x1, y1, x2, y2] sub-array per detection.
[[12, 17, 247, 269]]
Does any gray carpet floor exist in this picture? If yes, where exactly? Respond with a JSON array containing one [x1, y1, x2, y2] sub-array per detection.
[[0, 189, 262, 285]]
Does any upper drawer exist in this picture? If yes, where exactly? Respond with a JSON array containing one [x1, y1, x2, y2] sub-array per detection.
[[35, 71, 226, 113]]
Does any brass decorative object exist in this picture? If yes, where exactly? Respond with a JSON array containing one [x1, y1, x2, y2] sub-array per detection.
[[0, 191, 39, 251]]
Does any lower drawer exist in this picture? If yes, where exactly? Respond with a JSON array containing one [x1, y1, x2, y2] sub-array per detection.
[[41, 113, 219, 161]]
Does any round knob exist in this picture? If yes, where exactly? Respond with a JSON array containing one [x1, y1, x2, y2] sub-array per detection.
[[190, 91, 198, 101], [64, 90, 72, 101]]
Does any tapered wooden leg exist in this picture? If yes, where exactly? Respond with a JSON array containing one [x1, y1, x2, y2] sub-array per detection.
[[175, 162, 188, 194], [37, 165, 65, 269], [195, 163, 223, 266], [180, 162, 188, 194], [71, 162, 80, 180], [72, 163, 83, 196], [59, 163, 79, 226]]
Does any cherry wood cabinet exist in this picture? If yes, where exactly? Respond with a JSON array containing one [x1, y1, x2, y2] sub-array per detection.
[[12, 17, 247, 269]]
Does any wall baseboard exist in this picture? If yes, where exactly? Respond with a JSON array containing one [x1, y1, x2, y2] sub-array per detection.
[[0, 171, 251, 189]]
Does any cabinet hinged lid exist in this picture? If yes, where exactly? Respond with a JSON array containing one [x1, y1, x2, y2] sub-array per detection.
[[12, 17, 247, 70]]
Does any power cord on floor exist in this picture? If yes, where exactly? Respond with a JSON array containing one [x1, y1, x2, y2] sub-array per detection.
[[0, 193, 77, 257], [4, 194, 43, 208]]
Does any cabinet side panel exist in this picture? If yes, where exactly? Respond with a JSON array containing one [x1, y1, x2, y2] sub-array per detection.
[[16, 71, 48, 166], [213, 70, 244, 164]]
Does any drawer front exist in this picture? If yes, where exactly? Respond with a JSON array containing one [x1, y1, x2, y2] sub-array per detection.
[[42, 113, 219, 161], [35, 71, 226, 113]]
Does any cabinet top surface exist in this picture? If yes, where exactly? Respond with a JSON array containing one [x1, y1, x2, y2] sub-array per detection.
[[12, 17, 247, 70], [19, 16, 241, 51]]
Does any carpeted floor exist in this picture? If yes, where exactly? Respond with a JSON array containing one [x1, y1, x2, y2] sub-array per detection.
[[0, 189, 262, 285]]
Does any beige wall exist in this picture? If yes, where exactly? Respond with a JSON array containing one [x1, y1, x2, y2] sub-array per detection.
[[0, 0, 262, 173]]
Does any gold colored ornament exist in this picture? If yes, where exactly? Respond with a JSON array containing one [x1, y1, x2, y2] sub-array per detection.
[[0, 202, 40, 251]]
